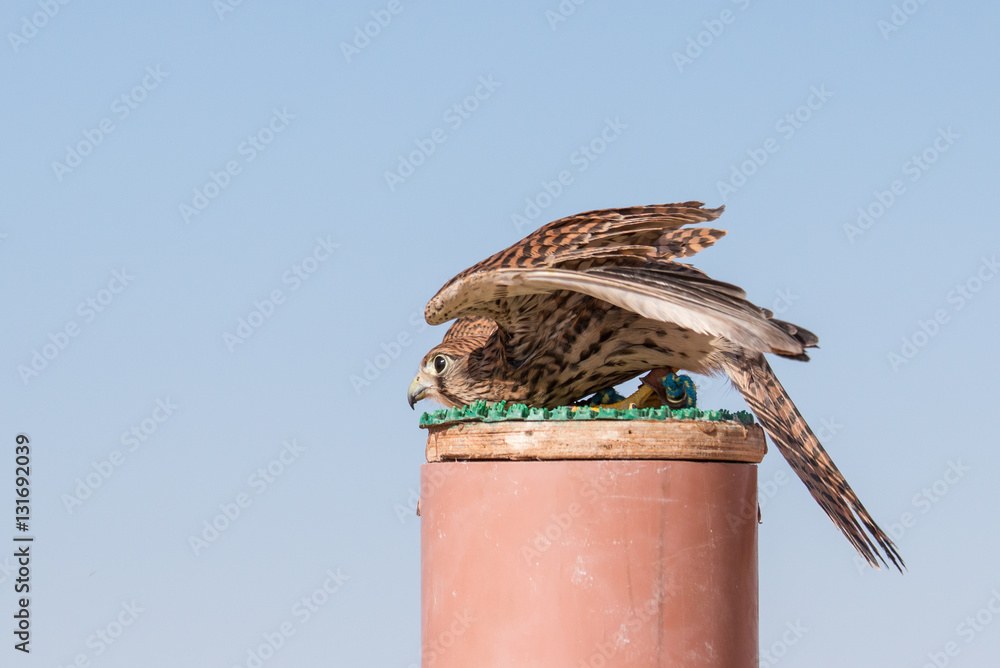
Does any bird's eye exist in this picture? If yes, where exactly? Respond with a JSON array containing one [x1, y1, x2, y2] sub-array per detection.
[[433, 355, 448, 374]]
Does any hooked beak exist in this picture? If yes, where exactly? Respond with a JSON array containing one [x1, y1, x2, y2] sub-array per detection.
[[408, 374, 431, 410]]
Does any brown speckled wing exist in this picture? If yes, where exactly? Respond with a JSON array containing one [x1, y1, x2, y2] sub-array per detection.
[[425, 202, 808, 357], [464, 201, 726, 272], [657, 226, 728, 259], [442, 316, 497, 342]]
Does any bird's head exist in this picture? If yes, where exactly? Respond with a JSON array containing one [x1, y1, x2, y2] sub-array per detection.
[[407, 341, 477, 410]]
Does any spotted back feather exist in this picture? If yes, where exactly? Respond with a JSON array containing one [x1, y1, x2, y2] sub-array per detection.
[[443, 316, 497, 342], [657, 227, 727, 259]]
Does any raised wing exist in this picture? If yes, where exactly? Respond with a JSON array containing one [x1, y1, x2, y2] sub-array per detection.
[[425, 202, 810, 357]]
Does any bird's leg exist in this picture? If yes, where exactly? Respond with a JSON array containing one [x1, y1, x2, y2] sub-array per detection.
[[576, 368, 696, 411], [642, 367, 697, 409], [578, 369, 676, 411], [640, 368, 676, 403], [579, 384, 660, 411]]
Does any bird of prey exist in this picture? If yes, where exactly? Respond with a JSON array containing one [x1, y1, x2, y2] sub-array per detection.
[[407, 202, 903, 571]]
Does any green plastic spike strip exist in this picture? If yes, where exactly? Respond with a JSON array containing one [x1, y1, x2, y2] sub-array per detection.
[[419, 400, 755, 428]]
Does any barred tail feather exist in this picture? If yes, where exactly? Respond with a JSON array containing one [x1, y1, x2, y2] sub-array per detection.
[[723, 352, 904, 571]]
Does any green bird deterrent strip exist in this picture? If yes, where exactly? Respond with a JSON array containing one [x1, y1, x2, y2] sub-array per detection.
[[419, 400, 755, 428]]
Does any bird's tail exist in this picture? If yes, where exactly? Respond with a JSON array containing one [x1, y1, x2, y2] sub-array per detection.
[[722, 351, 904, 571]]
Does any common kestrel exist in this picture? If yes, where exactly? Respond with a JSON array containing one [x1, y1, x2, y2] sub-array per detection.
[[407, 202, 902, 571]]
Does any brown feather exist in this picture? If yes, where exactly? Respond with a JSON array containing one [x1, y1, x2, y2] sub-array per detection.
[[721, 351, 903, 571]]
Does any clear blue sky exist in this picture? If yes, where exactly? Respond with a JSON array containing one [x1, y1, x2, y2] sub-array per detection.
[[2, 1, 998, 666]]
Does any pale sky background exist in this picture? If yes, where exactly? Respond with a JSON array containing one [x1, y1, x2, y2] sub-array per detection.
[[2, 1, 999, 666]]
